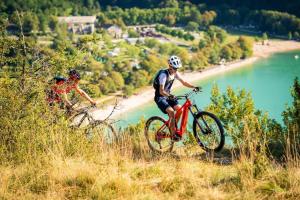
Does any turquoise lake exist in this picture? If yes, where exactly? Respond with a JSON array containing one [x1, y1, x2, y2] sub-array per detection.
[[117, 50, 300, 127]]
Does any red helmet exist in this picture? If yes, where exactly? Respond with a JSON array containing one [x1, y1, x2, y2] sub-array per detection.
[[69, 69, 80, 80]]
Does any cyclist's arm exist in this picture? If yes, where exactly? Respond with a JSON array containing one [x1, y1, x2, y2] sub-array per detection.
[[158, 73, 172, 97], [177, 73, 196, 88], [159, 84, 172, 97], [74, 85, 96, 105], [62, 92, 72, 107]]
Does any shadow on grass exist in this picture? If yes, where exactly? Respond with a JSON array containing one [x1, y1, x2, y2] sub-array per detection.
[[193, 148, 234, 165], [142, 146, 236, 166]]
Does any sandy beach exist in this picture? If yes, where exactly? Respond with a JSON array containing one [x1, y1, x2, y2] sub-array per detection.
[[93, 40, 300, 120]]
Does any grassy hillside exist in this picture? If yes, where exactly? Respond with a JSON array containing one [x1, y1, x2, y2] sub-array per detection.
[[1, 135, 299, 199], [0, 77, 299, 199], [0, 28, 299, 199]]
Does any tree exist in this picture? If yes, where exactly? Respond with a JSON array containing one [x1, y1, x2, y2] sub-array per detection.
[[164, 15, 176, 26], [207, 26, 227, 44], [105, 76, 117, 93], [49, 16, 58, 32], [159, 0, 179, 8], [172, 47, 189, 65], [144, 38, 158, 48], [129, 70, 150, 88], [111, 71, 125, 90], [237, 36, 253, 58], [189, 7, 202, 24], [99, 80, 109, 94], [177, 30, 184, 38], [220, 45, 233, 61], [0, 15, 8, 36], [282, 77, 300, 157], [206, 85, 277, 151], [294, 32, 300, 40], [262, 32, 268, 45], [288, 32, 292, 40], [84, 0, 94, 9], [199, 39, 207, 49], [190, 51, 208, 70], [85, 84, 101, 97], [185, 21, 199, 32], [215, 28, 227, 43], [140, 54, 167, 75], [200, 11, 217, 27], [123, 85, 134, 97], [22, 12, 39, 34], [230, 44, 243, 60], [158, 43, 172, 55], [128, 28, 139, 37], [170, 29, 177, 36], [38, 14, 48, 34], [183, 33, 194, 41], [208, 49, 220, 64]]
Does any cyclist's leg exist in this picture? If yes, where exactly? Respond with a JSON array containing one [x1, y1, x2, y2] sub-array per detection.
[[154, 97, 170, 114], [167, 98, 181, 111], [173, 105, 181, 111], [167, 99, 183, 140], [165, 106, 176, 135], [155, 97, 175, 132], [155, 97, 180, 141]]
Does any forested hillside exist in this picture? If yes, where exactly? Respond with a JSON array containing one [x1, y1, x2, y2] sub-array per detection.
[[1, 0, 300, 39]]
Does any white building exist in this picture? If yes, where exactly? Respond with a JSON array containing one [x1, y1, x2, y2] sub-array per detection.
[[58, 16, 97, 34]]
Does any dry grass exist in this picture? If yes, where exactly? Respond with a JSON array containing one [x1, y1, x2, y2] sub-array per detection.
[[0, 131, 299, 200]]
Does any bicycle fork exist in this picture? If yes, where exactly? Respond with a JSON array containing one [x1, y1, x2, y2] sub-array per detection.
[[190, 105, 211, 135]]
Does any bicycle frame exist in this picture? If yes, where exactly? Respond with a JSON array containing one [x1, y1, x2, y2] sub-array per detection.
[[173, 98, 192, 137], [157, 96, 200, 139], [69, 107, 95, 128]]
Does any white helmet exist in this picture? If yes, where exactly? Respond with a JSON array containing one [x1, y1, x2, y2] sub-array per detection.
[[168, 55, 182, 69]]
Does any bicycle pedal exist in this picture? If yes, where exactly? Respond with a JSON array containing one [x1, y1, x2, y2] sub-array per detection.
[[157, 131, 172, 142], [158, 131, 169, 136], [171, 133, 182, 142]]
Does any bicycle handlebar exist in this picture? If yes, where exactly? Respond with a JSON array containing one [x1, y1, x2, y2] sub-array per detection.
[[175, 88, 202, 100], [69, 104, 97, 114]]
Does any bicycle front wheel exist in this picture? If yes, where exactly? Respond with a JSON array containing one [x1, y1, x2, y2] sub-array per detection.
[[85, 120, 117, 144], [145, 116, 174, 153], [193, 111, 225, 152]]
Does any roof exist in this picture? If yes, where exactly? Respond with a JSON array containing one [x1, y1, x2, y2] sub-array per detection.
[[58, 16, 97, 24]]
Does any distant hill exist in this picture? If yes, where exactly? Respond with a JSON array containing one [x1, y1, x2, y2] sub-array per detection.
[[1, 0, 300, 17]]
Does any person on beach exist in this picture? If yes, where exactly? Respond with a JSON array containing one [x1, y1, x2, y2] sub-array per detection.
[[153, 55, 200, 141], [46, 69, 96, 109]]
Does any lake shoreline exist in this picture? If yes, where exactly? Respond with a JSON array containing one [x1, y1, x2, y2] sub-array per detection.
[[93, 40, 300, 120]]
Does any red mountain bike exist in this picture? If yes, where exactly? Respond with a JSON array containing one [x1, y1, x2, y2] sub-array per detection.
[[145, 89, 225, 153]]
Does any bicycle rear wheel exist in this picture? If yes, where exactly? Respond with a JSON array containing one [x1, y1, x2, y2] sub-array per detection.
[[145, 116, 174, 153], [85, 120, 117, 144], [193, 111, 225, 152]]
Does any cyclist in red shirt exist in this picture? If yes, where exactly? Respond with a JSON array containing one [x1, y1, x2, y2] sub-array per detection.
[[47, 69, 96, 108]]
